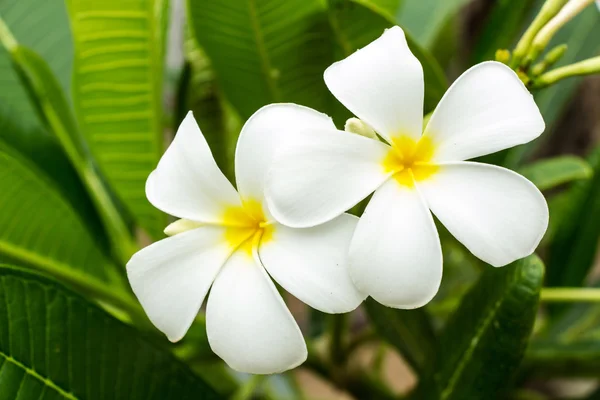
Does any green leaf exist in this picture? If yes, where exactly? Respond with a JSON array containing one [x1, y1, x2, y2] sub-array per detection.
[[0, 111, 108, 252], [364, 298, 436, 375], [177, 34, 242, 180], [328, 0, 448, 113], [0, 26, 137, 264], [67, 0, 168, 238], [415, 255, 544, 399], [0, 264, 221, 399], [519, 155, 592, 191], [547, 146, 600, 287], [0, 143, 118, 288], [0, 0, 72, 131], [396, 0, 471, 50], [522, 300, 600, 378], [188, 0, 333, 120]]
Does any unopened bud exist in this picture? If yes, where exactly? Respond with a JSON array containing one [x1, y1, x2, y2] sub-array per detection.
[[164, 219, 202, 236], [344, 118, 377, 139], [495, 49, 511, 64]]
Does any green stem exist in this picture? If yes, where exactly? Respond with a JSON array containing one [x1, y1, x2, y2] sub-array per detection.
[[329, 313, 348, 367], [526, 0, 594, 63], [510, 0, 568, 68], [541, 287, 600, 302], [533, 55, 600, 88]]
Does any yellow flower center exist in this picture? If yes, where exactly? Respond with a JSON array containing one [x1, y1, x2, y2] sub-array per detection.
[[381, 135, 438, 187], [222, 198, 274, 256]]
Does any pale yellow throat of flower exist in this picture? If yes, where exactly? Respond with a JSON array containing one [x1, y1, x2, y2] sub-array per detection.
[[381, 135, 439, 187], [221, 198, 275, 256]]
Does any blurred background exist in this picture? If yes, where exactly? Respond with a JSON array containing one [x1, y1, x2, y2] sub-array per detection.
[[0, 0, 599, 399]]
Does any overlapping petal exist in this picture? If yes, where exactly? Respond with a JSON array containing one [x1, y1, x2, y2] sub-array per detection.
[[266, 130, 390, 228], [146, 112, 243, 222], [258, 214, 366, 314], [127, 226, 244, 342], [424, 62, 545, 162], [235, 104, 336, 218], [206, 250, 307, 374], [418, 162, 549, 267], [349, 179, 442, 308], [324, 26, 424, 142]]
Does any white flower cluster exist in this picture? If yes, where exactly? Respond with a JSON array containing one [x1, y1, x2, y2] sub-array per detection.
[[127, 26, 548, 374]]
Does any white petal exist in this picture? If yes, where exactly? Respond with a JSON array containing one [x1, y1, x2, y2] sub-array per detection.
[[266, 130, 390, 228], [349, 179, 442, 308], [424, 62, 545, 161], [146, 112, 243, 222], [206, 251, 306, 374], [418, 162, 549, 267], [126, 226, 235, 342], [324, 26, 424, 141], [235, 104, 336, 218], [258, 214, 365, 314]]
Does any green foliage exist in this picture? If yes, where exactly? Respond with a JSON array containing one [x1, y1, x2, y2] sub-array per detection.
[[67, 0, 168, 238], [547, 146, 600, 287], [415, 255, 544, 399], [396, 0, 470, 50], [0, 144, 117, 285], [519, 155, 592, 191], [364, 298, 436, 374], [0, 265, 221, 399], [0, 0, 72, 131]]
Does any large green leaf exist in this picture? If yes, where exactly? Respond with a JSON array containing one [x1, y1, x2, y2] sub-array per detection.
[[364, 298, 436, 375], [67, 0, 168, 237], [0, 111, 107, 252], [0, 265, 221, 399], [188, 0, 333, 120], [0, 143, 118, 287], [519, 155, 592, 191], [414, 255, 544, 399], [0, 0, 72, 131], [0, 36, 136, 264], [547, 146, 600, 287], [328, 0, 448, 113]]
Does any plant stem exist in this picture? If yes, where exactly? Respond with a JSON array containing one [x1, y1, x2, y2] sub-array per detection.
[[533, 55, 600, 88], [510, 0, 568, 68], [541, 287, 600, 302], [329, 313, 348, 367], [526, 0, 594, 64]]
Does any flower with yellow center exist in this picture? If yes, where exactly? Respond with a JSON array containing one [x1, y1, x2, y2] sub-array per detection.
[[265, 26, 549, 309], [126, 108, 365, 374]]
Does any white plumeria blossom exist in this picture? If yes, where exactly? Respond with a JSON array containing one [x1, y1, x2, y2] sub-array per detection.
[[127, 107, 365, 374], [266, 26, 549, 309]]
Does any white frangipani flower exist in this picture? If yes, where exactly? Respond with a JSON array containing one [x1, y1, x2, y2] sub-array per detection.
[[127, 106, 365, 374], [265, 26, 549, 309]]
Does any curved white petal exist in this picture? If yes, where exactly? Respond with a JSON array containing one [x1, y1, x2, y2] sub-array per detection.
[[146, 111, 243, 222], [235, 104, 336, 218], [324, 26, 424, 141], [126, 226, 234, 342], [266, 130, 390, 228], [418, 162, 549, 267], [206, 250, 307, 374], [424, 62, 545, 161], [349, 179, 442, 309], [164, 219, 203, 236], [258, 214, 365, 314]]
